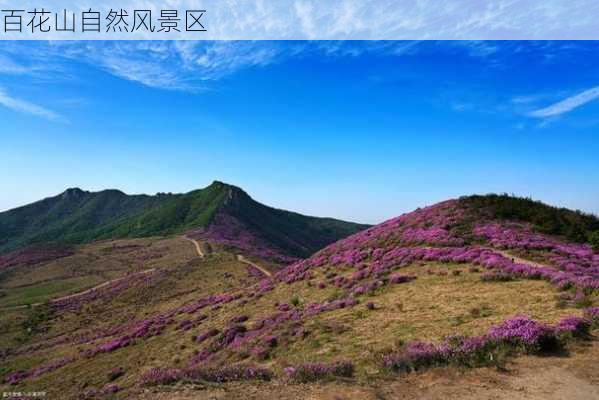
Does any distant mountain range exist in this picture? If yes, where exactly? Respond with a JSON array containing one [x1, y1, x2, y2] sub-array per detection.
[[0, 181, 369, 261]]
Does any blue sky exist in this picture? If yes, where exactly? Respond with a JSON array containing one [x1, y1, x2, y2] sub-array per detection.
[[0, 41, 598, 224]]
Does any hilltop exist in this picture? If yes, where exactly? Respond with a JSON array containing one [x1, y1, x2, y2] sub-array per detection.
[[0, 181, 369, 262], [0, 194, 597, 399]]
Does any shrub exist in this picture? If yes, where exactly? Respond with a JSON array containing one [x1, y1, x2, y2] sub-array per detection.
[[290, 295, 302, 307], [383, 342, 443, 373], [555, 316, 591, 338], [140, 364, 273, 385], [382, 315, 586, 375], [230, 315, 249, 324], [583, 307, 599, 327], [573, 292, 593, 308], [195, 328, 219, 344], [481, 271, 514, 282], [102, 384, 120, 394], [140, 368, 183, 386], [284, 361, 354, 383], [488, 316, 559, 353], [107, 367, 125, 381], [461, 194, 599, 245], [186, 364, 273, 383], [250, 346, 270, 360], [389, 274, 416, 284], [263, 335, 278, 347]]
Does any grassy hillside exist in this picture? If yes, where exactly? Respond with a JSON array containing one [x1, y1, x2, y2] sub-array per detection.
[[0, 237, 198, 308], [0, 196, 596, 399], [0, 182, 367, 259], [460, 194, 599, 245], [201, 184, 371, 260], [0, 184, 227, 253]]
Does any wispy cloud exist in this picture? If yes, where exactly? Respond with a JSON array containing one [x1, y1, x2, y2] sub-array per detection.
[[23, 41, 289, 92], [528, 86, 599, 118], [0, 55, 31, 74], [0, 40, 540, 93], [0, 40, 594, 102], [0, 87, 66, 123]]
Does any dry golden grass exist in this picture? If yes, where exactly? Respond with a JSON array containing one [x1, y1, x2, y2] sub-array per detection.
[[243, 262, 581, 371], [0, 237, 199, 308], [0, 249, 592, 400]]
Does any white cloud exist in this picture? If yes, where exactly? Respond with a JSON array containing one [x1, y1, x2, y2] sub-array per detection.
[[0, 40, 590, 104], [0, 55, 30, 74], [528, 86, 599, 118], [0, 87, 66, 122], [26, 41, 287, 92]]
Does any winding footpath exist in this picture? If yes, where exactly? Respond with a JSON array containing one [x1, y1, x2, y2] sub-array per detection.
[[236, 254, 272, 278], [3, 237, 267, 310], [183, 236, 205, 258], [1, 269, 157, 310], [183, 235, 271, 278], [485, 247, 549, 269]]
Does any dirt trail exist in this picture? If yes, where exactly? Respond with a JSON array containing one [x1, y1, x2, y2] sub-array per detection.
[[183, 236, 270, 278], [485, 247, 549, 269], [184, 236, 205, 258], [53, 268, 157, 303], [1, 268, 157, 310], [4, 236, 205, 311], [236, 254, 272, 278]]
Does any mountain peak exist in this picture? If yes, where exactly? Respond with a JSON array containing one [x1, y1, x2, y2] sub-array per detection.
[[61, 187, 86, 199], [0, 180, 367, 258], [209, 180, 244, 192], [207, 181, 250, 202]]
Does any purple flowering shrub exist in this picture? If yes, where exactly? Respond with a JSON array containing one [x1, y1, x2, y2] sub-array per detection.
[[269, 198, 598, 296], [230, 315, 249, 324], [284, 361, 354, 383], [190, 212, 298, 264], [83, 312, 176, 357], [246, 264, 265, 279], [383, 314, 593, 374], [382, 341, 447, 372], [140, 368, 184, 386], [555, 316, 591, 338], [107, 367, 125, 381], [81, 383, 122, 399], [488, 316, 560, 352], [480, 271, 514, 282], [583, 307, 599, 328], [382, 335, 495, 371], [140, 364, 272, 386], [52, 269, 167, 313], [195, 328, 220, 344], [389, 274, 416, 284], [0, 244, 74, 271], [11, 198, 596, 394], [277, 242, 597, 294], [474, 223, 599, 290], [186, 364, 273, 383], [5, 356, 75, 385]]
